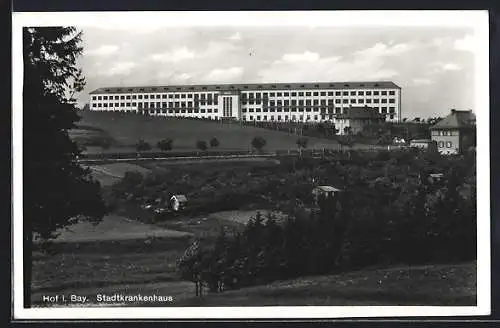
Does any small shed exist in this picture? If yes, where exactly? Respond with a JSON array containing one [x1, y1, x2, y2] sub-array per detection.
[[312, 185, 342, 204], [170, 194, 188, 212], [428, 173, 444, 183]]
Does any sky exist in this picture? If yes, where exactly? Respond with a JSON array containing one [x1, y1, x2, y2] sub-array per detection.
[[77, 25, 476, 119]]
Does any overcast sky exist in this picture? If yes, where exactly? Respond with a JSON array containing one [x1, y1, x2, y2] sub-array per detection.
[[77, 25, 476, 119]]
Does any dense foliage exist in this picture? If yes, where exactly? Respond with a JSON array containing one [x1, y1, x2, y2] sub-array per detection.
[[173, 150, 476, 295]]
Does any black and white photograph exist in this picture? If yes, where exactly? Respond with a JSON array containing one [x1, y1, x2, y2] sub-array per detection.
[[12, 10, 490, 320]]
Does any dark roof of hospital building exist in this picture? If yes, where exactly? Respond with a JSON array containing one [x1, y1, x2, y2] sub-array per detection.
[[89, 81, 401, 95]]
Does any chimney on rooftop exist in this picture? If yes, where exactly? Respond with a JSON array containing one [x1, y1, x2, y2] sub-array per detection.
[[451, 109, 456, 113]]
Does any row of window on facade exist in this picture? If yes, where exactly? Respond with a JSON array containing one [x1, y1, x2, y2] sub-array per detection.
[[94, 107, 220, 114], [438, 141, 454, 148], [239, 90, 397, 98], [434, 130, 455, 136], [242, 114, 395, 122], [243, 106, 396, 114], [91, 90, 398, 101], [252, 98, 396, 106], [92, 101, 217, 108]]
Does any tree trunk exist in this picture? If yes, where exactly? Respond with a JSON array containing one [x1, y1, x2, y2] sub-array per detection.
[[24, 228, 32, 307]]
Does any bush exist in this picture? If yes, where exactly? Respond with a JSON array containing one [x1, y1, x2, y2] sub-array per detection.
[[251, 136, 266, 152], [136, 139, 151, 152], [196, 140, 208, 152], [210, 137, 220, 148], [157, 138, 173, 151]]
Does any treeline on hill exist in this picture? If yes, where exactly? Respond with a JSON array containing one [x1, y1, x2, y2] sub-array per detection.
[[241, 120, 432, 144], [175, 150, 476, 295]]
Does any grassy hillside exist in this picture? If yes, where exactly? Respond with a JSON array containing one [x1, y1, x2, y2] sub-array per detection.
[[71, 110, 339, 153], [175, 261, 476, 307]]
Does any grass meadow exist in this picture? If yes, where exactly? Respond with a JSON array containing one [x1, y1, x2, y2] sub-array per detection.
[[70, 110, 339, 153]]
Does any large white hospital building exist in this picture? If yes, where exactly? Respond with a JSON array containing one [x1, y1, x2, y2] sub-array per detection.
[[88, 81, 402, 123]]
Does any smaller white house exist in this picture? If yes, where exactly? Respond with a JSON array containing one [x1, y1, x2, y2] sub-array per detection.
[[170, 194, 188, 212], [333, 106, 385, 135]]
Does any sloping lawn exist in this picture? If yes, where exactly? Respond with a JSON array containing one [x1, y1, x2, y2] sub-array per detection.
[[72, 111, 339, 152]]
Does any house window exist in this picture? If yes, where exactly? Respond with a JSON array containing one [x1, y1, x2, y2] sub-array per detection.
[[381, 91, 387, 96], [366, 91, 372, 96], [342, 91, 348, 96], [446, 141, 452, 148], [313, 92, 319, 96], [389, 98, 396, 103], [374, 91, 379, 96], [358, 91, 364, 96], [389, 91, 396, 95]]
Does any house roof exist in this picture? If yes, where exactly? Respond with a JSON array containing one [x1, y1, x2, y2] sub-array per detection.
[[430, 109, 476, 130], [410, 139, 434, 143], [314, 185, 342, 192], [334, 106, 385, 119], [171, 195, 188, 202], [89, 81, 401, 95]]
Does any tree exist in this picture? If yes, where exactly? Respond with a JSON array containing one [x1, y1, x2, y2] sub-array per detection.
[[196, 140, 208, 154], [23, 27, 107, 307], [251, 136, 267, 153], [177, 239, 206, 297], [210, 137, 220, 149], [296, 137, 309, 157], [338, 135, 354, 150], [157, 138, 173, 151], [136, 139, 151, 152]]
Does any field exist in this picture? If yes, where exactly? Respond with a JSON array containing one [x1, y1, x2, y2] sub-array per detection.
[[70, 110, 339, 153]]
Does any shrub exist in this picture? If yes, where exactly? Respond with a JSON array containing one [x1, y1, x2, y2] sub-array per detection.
[[251, 136, 266, 152], [196, 140, 208, 152], [157, 138, 173, 151], [209, 137, 220, 148], [136, 139, 151, 152]]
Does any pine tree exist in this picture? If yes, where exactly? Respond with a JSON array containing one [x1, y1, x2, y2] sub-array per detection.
[[23, 27, 107, 307]]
